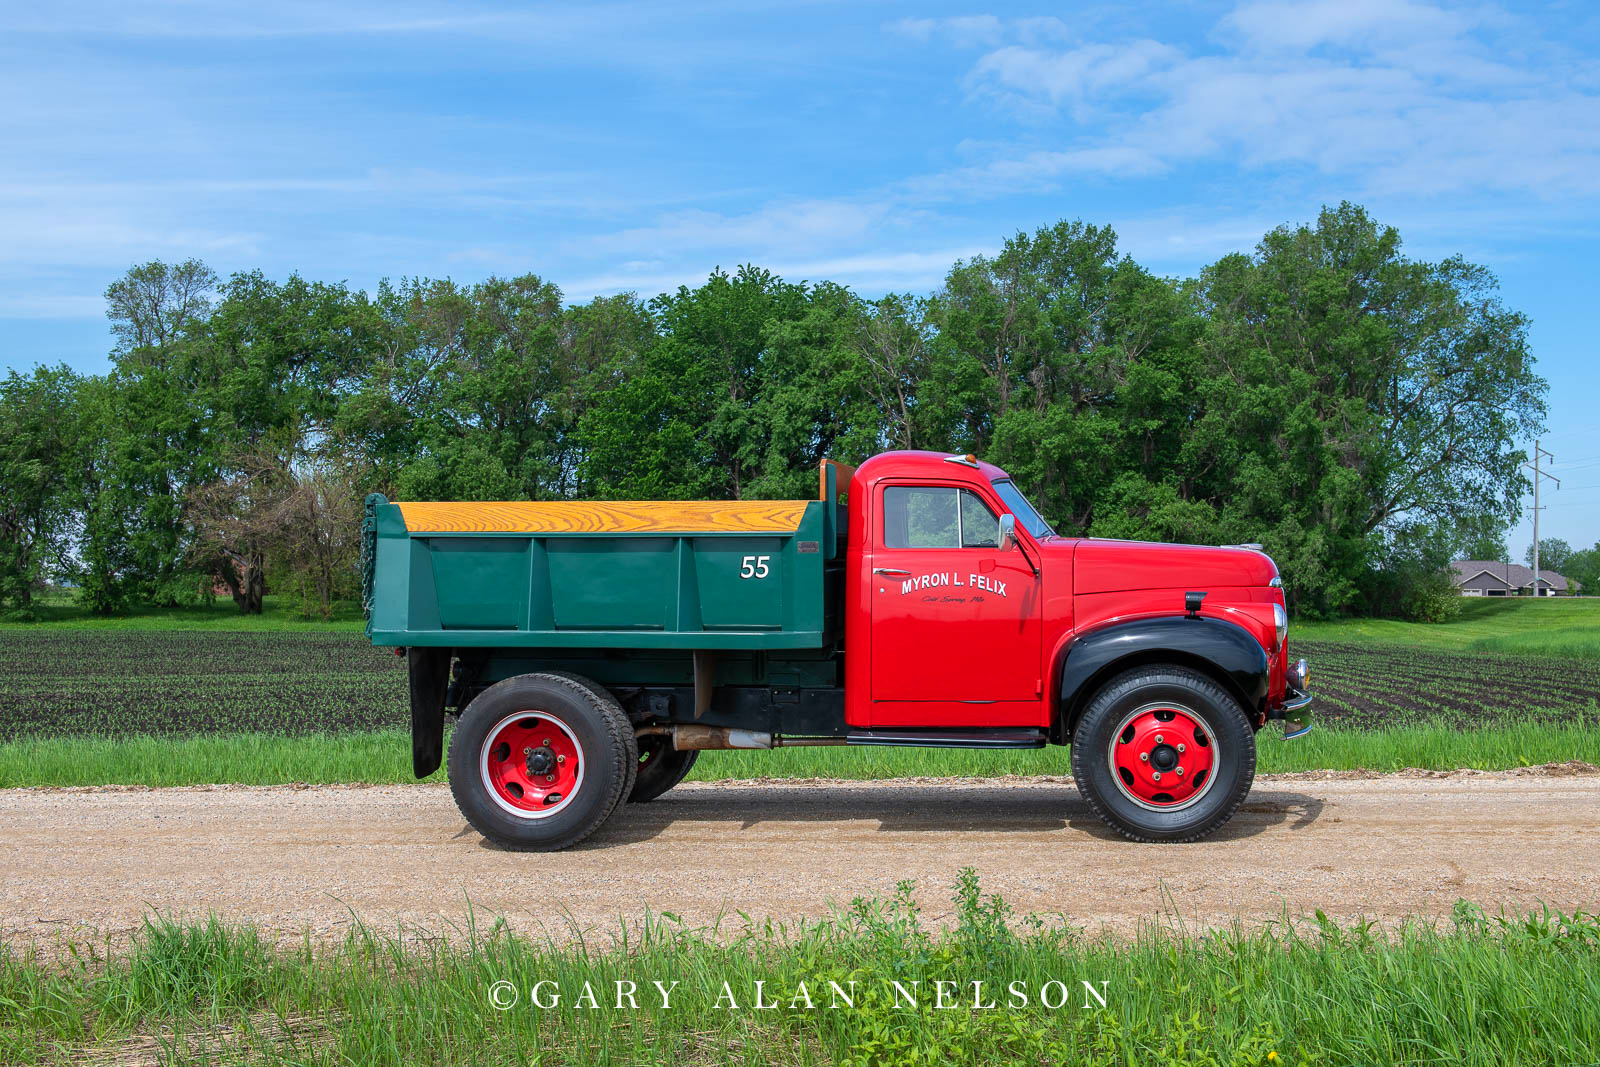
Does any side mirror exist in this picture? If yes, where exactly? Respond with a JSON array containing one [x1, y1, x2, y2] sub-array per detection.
[[998, 513, 1016, 552]]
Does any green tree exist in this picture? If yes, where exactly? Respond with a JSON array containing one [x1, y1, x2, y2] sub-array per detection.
[[1194, 203, 1546, 614], [580, 266, 835, 499], [1524, 538, 1574, 575], [1563, 543, 1600, 596], [1453, 513, 1511, 562], [104, 258, 216, 354], [0, 366, 82, 613], [931, 220, 1204, 534], [186, 270, 384, 610]]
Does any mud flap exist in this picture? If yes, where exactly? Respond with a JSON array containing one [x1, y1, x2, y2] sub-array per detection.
[[407, 647, 452, 778]]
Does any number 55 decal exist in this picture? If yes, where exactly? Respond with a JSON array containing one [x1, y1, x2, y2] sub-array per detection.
[[740, 555, 771, 579]]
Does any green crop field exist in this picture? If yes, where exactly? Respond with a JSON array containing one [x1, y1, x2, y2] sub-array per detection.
[[1296, 597, 1600, 659], [0, 627, 1597, 787], [4, 874, 1599, 1066]]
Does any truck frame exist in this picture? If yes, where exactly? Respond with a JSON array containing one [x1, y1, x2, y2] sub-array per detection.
[[364, 450, 1311, 849]]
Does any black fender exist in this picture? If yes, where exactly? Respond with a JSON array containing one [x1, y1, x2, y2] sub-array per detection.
[[408, 647, 452, 778], [1053, 616, 1269, 741]]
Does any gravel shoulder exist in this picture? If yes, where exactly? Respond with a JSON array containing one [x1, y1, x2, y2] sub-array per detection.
[[4, 769, 1598, 947]]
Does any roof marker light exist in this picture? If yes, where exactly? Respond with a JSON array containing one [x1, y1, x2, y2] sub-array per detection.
[[943, 454, 980, 468]]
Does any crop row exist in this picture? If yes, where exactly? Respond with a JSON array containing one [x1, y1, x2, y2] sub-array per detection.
[[1295, 640, 1600, 731], [0, 632, 407, 740], [0, 633, 1595, 741]]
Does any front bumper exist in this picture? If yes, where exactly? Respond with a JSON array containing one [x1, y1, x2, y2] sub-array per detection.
[[1269, 657, 1312, 739], [1277, 686, 1313, 739]]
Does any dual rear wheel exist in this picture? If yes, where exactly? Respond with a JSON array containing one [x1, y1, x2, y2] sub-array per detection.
[[447, 672, 700, 851]]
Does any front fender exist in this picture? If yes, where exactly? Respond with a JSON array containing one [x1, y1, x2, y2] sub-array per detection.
[[1054, 616, 1269, 739]]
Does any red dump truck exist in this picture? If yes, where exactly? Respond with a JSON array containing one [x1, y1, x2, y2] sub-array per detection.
[[363, 450, 1311, 850]]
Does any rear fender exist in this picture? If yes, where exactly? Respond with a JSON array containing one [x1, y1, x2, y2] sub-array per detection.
[[1053, 616, 1269, 741]]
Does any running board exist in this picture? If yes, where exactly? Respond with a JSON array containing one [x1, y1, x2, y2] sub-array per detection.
[[845, 728, 1048, 749]]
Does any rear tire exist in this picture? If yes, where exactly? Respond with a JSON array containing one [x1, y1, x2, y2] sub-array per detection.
[[447, 673, 637, 851], [539, 671, 637, 814], [630, 738, 698, 803], [1070, 665, 1255, 843]]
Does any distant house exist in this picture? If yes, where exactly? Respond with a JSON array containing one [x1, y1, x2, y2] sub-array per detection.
[[1450, 560, 1569, 597]]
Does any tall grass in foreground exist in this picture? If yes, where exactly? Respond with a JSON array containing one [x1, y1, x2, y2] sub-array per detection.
[[0, 722, 1596, 788], [4, 873, 1599, 1066]]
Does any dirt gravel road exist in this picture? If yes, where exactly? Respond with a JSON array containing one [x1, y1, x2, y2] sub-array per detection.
[[4, 771, 1598, 946]]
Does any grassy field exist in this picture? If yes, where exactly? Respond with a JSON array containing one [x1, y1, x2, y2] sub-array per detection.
[[4, 876, 1598, 1066], [1, 625, 1598, 786], [1297, 596, 1600, 658], [2, 720, 1598, 788]]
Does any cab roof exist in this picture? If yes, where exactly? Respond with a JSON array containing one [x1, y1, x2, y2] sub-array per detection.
[[853, 450, 1012, 486]]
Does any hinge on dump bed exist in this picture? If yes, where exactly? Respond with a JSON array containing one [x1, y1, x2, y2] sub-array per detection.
[[360, 493, 381, 623]]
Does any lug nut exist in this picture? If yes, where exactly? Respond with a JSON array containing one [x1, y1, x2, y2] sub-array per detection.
[[1177, 743, 1186, 753], [543, 738, 552, 746], [1176, 767, 1184, 776], [1153, 772, 1162, 781], [523, 747, 533, 756], [546, 775, 554, 783], [1139, 752, 1149, 762], [1155, 734, 1164, 744], [557, 754, 566, 764]]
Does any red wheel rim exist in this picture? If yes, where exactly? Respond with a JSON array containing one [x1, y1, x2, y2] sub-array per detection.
[[1107, 703, 1218, 812], [479, 711, 584, 819]]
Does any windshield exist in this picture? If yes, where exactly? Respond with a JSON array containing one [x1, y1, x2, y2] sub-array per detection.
[[992, 480, 1056, 538]]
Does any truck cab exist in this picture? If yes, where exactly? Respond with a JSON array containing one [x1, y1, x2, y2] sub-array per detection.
[[364, 449, 1311, 851]]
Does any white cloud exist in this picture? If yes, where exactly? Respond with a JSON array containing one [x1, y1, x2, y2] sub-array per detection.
[[969, 40, 1183, 110], [1220, 0, 1473, 52], [906, 0, 1600, 200], [576, 199, 895, 259]]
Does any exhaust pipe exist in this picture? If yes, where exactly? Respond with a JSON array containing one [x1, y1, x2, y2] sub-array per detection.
[[659, 725, 773, 750]]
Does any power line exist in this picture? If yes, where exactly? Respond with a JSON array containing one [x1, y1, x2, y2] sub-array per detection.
[[1523, 441, 1560, 595]]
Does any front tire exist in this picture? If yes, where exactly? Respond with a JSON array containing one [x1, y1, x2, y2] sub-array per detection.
[[1070, 665, 1255, 843], [447, 673, 637, 851]]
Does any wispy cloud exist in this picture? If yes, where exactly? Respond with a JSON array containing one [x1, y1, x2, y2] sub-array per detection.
[[905, 0, 1600, 200]]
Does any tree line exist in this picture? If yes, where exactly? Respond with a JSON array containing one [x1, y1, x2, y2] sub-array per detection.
[[0, 203, 1551, 620]]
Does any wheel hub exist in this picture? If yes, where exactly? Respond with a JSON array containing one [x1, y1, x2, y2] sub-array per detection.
[[1108, 704, 1217, 811], [526, 745, 556, 777], [480, 712, 583, 818]]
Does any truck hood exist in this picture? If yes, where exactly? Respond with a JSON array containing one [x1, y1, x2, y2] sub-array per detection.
[[1069, 538, 1278, 595]]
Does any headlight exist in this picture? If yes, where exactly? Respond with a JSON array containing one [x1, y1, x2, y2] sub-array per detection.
[[1272, 602, 1287, 650]]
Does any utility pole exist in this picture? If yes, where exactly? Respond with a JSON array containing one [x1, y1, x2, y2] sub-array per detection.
[[1523, 441, 1559, 596]]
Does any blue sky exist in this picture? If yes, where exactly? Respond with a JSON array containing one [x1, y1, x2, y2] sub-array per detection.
[[3, 0, 1598, 557]]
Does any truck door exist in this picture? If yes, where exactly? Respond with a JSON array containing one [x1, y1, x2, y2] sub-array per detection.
[[868, 482, 1042, 726]]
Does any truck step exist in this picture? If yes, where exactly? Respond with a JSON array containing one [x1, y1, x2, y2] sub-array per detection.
[[844, 728, 1048, 749]]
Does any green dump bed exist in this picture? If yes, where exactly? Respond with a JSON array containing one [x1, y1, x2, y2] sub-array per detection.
[[362, 468, 851, 651]]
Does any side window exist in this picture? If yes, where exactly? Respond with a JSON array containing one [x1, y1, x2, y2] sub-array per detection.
[[960, 490, 999, 548], [882, 486, 1002, 549], [883, 486, 958, 548]]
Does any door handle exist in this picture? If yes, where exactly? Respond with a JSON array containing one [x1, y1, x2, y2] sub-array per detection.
[[873, 567, 911, 576]]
